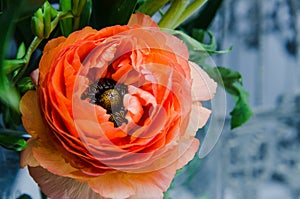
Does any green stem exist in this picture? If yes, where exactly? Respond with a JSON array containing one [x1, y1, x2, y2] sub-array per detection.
[[158, 0, 190, 29], [138, 0, 170, 16], [12, 11, 72, 84], [172, 0, 208, 29], [13, 37, 43, 84], [73, 15, 80, 30]]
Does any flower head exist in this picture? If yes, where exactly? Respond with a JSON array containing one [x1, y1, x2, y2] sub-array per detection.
[[20, 13, 216, 199]]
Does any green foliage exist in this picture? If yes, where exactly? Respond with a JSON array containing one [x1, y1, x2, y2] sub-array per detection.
[[17, 194, 32, 199], [181, 0, 224, 31], [0, 133, 27, 151], [0, 1, 22, 113], [59, 0, 92, 36], [17, 77, 35, 94], [31, 1, 58, 39], [0, 0, 43, 151], [206, 67, 253, 129], [79, 0, 92, 29], [91, 0, 138, 29], [59, 0, 73, 36], [165, 29, 252, 129], [137, 0, 168, 16]]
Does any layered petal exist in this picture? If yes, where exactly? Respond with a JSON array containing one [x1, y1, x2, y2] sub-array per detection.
[[29, 167, 101, 199], [21, 13, 217, 199]]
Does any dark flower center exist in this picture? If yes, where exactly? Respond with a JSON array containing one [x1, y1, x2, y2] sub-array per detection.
[[81, 78, 128, 127]]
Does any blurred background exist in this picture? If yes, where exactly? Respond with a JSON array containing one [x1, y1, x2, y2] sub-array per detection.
[[1, 0, 300, 198], [170, 0, 300, 198]]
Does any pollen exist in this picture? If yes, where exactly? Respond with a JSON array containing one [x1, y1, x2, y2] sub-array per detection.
[[81, 78, 128, 127]]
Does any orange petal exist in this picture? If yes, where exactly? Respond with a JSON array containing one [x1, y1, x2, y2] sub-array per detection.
[[29, 166, 101, 199], [189, 61, 217, 101], [20, 138, 39, 168], [39, 27, 97, 86], [128, 12, 159, 28], [88, 165, 176, 199], [39, 37, 66, 85], [31, 141, 78, 178]]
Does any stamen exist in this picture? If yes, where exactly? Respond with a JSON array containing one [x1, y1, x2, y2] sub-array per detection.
[[81, 78, 128, 127]]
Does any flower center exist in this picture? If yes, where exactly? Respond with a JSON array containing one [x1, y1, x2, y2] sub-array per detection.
[[81, 78, 128, 127]]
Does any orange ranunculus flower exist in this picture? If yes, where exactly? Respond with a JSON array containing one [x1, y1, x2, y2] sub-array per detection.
[[20, 13, 217, 199]]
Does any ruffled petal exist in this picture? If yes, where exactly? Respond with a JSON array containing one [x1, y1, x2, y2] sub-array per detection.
[[128, 12, 159, 28], [20, 138, 39, 168], [31, 141, 79, 178], [29, 166, 101, 199], [189, 61, 217, 101], [176, 139, 199, 169], [88, 165, 176, 199], [20, 90, 46, 139]]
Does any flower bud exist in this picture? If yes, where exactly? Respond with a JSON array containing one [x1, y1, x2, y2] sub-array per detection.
[[31, 9, 45, 38], [31, 1, 58, 39]]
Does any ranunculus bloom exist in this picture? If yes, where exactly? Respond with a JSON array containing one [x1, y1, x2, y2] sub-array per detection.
[[20, 13, 217, 199]]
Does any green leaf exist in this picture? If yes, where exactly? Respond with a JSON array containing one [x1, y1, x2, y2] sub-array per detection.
[[16, 42, 26, 59], [163, 192, 172, 199], [17, 194, 32, 199], [181, 0, 224, 31], [166, 30, 252, 129], [207, 66, 242, 85], [137, 0, 168, 16], [0, 134, 27, 151], [0, 128, 27, 151], [2, 105, 21, 129], [91, 0, 138, 29], [16, 77, 35, 94], [0, 1, 22, 112], [5, 0, 45, 46], [229, 85, 253, 129], [205, 67, 253, 129], [192, 29, 216, 51], [79, 0, 92, 28], [2, 0, 45, 19], [165, 29, 232, 63]]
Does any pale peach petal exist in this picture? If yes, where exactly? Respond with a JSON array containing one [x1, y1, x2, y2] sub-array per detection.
[[29, 166, 101, 199], [128, 12, 159, 28], [88, 172, 135, 199], [88, 165, 176, 199], [127, 29, 190, 70], [185, 102, 211, 137], [32, 143, 78, 178], [20, 90, 46, 138], [123, 94, 143, 123], [127, 85, 157, 106], [176, 139, 199, 169], [127, 170, 171, 199], [189, 61, 217, 101], [30, 69, 39, 86], [197, 103, 212, 128]]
